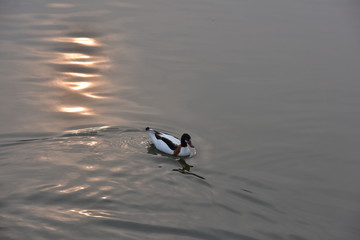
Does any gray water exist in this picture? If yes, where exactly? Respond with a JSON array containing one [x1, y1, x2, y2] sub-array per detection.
[[1, 0, 360, 239]]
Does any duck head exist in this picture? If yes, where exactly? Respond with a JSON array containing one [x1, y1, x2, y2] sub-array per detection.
[[181, 133, 194, 148]]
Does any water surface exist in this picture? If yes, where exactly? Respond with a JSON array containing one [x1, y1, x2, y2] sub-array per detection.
[[1, 0, 360, 239]]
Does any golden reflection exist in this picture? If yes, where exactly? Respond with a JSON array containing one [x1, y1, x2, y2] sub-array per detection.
[[53, 53, 109, 66], [60, 106, 86, 113], [59, 185, 89, 193], [86, 141, 98, 146], [87, 177, 107, 182], [64, 53, 90, 59], [54, 78, 107, 99], [82, 92, 107, 99], [59, 106, 93, 115], [70, 209, 111, 218], [85, 165, 95, 170], [52, 37, 101, 46], [63, 72, 100, 78], [50, 34, 111, 118], [64, 82, 92, 90], [68, 61, 95, 66], [73, 37, 99, 46]]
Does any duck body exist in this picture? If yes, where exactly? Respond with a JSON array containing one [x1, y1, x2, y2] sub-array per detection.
[[146, 127, 194, 157]]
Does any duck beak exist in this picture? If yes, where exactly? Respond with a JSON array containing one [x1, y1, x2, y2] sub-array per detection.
[[188, 141, 194, 148]]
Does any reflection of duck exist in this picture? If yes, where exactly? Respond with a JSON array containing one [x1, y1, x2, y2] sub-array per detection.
[[145, 127, 194, 157], [173, 159, 205, 180]]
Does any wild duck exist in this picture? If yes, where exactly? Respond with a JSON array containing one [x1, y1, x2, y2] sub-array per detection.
[[145, 127, 194, 157]]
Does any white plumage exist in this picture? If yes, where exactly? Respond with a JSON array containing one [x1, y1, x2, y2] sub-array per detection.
[[146, 127, 194, 157]]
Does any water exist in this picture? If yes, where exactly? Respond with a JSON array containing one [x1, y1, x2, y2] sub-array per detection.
[[1, 0, 360, 239]]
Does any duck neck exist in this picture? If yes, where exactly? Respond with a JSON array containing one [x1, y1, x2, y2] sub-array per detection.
[[180, 139, 187, 147]]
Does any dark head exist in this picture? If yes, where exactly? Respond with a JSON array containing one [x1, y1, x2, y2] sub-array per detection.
[[180, 133, 194, 148]]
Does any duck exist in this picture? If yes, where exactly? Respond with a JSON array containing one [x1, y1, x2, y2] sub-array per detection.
[[146, 127, 194, 157]]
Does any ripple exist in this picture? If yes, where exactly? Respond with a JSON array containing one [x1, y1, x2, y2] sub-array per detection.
[[69, 209, 112, 218], [229, 175, 275, 191], [226, 189, 277, 211], [249, 212, 277, 224], [61, 125, 111, 136], [59, 185, 90, 194], [97, 219, 221, 240]]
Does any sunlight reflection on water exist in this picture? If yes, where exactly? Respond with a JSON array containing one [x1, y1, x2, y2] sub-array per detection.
[[52, 37, 102, 47], [70, 209, 113, 219], [50, 34, 110, 117], [53, 53, 108, 67]]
